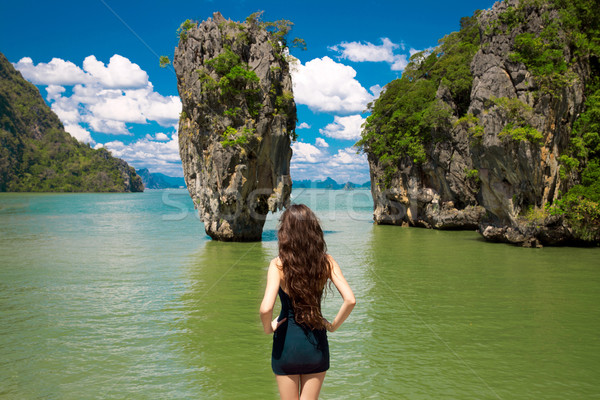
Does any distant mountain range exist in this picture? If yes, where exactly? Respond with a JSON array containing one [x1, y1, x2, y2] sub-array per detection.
[[136, 172, 369, 191], [292, 177, 370, 190], [137, 168, 186, 189]]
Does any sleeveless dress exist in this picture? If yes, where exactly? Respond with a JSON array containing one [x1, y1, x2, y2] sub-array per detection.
[[271, 287, 330, 375]]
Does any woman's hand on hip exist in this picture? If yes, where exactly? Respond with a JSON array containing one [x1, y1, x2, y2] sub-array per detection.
[[272, 317, 286, 333]]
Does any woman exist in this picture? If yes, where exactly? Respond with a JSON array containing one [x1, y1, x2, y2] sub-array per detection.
[[260, 204, 356, 400]]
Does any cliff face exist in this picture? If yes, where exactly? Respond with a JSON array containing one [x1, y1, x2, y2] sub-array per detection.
[[0, 52, 143, 192], [364, 0, 599, 246], [469, 0, 587, 245], [174, 13, 295, 241]]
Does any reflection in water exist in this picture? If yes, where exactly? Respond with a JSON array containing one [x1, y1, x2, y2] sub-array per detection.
[[175, 240, 278, 399]]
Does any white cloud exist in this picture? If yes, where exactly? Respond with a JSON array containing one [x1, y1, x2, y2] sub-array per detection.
[[330, 37, 411, 72], [391, 54, 409, 71], [89, 93, 147, 124], [14, 55, 181, 143], [290, 152, 369, 184], [319, 115, 365, 141], [330, 38, 398, 63], [64, 124, 94, 144], [45, 85, 66, 101], [14, 57, 89, 85], [296, 122, 311, 129], [291, 56, 373, 114], [146, 132, 170, 141], [290, 140, 369, 183], [97, 131, 182, 176], [315, 137, 329, 148], [328, 147, 367, 167], [83, 54, 148, 89], [87, 118, 129, 135], [141, 88, 182, 126], [369, 84, 384, 100], [291, 141, 325, 163]]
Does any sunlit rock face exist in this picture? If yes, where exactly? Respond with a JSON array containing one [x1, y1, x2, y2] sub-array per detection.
[[174, 12, 295, 241]]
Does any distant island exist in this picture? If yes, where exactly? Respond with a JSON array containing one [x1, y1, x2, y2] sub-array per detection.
[[292, 177, 370, 190], [137, 168, 185, 189], [136, 170, 368, 191], [0, 52, 143, 192]]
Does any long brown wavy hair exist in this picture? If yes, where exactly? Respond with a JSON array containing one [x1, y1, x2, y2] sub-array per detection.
[[278, 204, 332, 330]]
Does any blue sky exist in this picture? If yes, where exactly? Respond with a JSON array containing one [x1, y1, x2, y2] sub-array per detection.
[[0, 0, 496, 182]]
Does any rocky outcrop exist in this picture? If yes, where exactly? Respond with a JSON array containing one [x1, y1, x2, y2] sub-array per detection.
[[367, 0, 596, 246], [368, 80, 486, 230], [470, 0, 586, 246], [174, 13, 295, 241]]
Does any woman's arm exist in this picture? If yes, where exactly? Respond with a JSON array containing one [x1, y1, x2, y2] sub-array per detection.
[[326, 255, 356, 332], [259, 258, 286, 334]]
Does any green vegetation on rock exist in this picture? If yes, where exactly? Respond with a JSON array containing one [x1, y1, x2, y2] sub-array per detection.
[[206, 46, 262, 119], [177, 19, 197, 41], [490, 97, 544, 144], [357, 13, 480, 169], [173, 12, 300, 148]]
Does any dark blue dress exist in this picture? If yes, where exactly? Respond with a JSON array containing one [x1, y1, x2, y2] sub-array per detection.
[[271, 287, 330, 375]]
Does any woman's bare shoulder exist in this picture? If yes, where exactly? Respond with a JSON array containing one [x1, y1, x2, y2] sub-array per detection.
[[326, 254, 339, 265], [270, 257, 283, 269]]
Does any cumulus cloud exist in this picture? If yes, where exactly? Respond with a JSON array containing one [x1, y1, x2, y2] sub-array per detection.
[[290, 139, 369, 183], [315, 137, 329, 148], [14, 57, 89, 85], [15, 55, 181, 143], [391, 54, 409, 71], [290, 145, 369, 183], [45, 85, 66, 101], [330, 37, 413, 72], [291, 56, 373, 114], [97, 131, 182, 176], [296, 122, 311, 129], [291, 141, 325, 163], [330, 38, 398, 63], [328, 147, 367, 167], [319, 115, 365, 141], [83, 55, 148, 89], [64, 124, 94, 144], [146, 132, 170, 141], [89, 93, 147, 124]]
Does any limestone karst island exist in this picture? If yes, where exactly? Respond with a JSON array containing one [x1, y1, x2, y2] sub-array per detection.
[[173, 12, 295, 241]]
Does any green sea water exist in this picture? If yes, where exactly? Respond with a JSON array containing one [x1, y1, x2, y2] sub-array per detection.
[[0, 189, 598, 399]]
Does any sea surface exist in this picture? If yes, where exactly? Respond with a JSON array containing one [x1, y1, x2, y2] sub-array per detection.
[[0, 189, 599, 399]]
